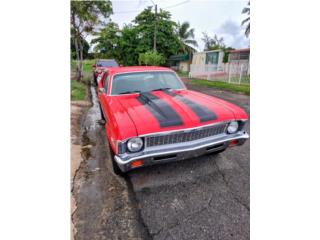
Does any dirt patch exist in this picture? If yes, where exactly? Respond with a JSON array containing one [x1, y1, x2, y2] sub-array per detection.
[[71, 100, 90, 240]]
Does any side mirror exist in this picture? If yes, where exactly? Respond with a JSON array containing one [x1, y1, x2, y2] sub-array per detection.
[[119, 64, 123, 67], [92, 64, 96, 68], [99, 88, 105, 93]]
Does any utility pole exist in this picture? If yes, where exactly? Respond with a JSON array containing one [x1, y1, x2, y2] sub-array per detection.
[[153, 4, 157, 52]]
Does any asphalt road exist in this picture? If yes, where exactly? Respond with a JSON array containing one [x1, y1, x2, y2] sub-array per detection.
[[72, 82, 250, 240]]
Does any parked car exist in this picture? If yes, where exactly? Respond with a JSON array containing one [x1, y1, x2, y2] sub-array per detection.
[[92, 59, 119, 85], [97, 66, 249, 175]]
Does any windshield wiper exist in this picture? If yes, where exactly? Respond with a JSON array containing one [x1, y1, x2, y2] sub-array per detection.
[[151, 87, 172, 92], [118, 90, 141, 95]]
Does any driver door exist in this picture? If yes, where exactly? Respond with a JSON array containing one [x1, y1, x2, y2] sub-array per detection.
[[98, 73, 110, 122]]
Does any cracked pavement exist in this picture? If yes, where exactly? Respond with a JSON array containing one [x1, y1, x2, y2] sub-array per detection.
[[72, 80, 250, 240]]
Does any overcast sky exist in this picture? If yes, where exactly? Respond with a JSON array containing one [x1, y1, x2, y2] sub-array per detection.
[[90, 0, 250, 51]]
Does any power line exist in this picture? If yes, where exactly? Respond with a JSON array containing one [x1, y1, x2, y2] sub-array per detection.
[[113, 0, 190, 14], [113, 9, 142, 14], [162, 0, 190, 9]]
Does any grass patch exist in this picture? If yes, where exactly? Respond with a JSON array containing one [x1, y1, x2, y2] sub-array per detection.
[[211, 76, 250, 85], [71, 59, 95, 74], [71, 80, 87, 101], [176, 70, 189, 78], [190, 79, 250, 95], [83, 59, 95, 73]]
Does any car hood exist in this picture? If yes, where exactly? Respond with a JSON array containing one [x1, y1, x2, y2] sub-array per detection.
[[114, 89, 247, 136]]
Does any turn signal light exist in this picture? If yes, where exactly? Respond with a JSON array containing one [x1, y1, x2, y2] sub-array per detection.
[[131, 160, 143, 168], [229, 139, 238, 147]]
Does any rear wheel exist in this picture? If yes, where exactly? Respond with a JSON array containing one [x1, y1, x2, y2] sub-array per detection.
[[99, 104, 105, 121], [108, 143, 125, 176], [93, 73, 97, 86]]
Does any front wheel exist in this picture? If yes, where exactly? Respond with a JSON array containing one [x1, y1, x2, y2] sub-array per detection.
[[108, 143, 125, 176]]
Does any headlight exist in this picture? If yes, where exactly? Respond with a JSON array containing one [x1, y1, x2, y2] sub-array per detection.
[[227, 121, 239, 134], [127, 137, 143, 152]]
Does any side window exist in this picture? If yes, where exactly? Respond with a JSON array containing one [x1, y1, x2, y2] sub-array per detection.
[[104, 75, 110, 93]]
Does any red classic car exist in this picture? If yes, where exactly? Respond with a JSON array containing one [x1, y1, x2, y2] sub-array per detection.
[[97, 66, 249, 175]]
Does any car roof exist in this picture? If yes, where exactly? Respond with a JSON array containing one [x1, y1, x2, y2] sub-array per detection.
[[107, 66, 173, 75], [97, 59, 117, 61]]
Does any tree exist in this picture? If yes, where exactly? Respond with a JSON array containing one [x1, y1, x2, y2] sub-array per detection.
[[133, 7, 181, 61], [176, 21, 198, 54], [117, 24, 140, 66], [92, 7, 182, 66], [91, 22, 121, 60], [201, 32, 213, 51], [71, 0, 112, 81], [222, 47, 235, 63], [201, 32, 225, 51], [242, 1, 250, 37], [71, 35, 89, 59], [201, 32, 234, 63]]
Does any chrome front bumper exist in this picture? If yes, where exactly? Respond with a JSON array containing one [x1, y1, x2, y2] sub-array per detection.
[[114, 131, 249, 172]]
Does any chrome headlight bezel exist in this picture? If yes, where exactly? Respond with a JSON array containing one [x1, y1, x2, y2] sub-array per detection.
[[127, 137, 144, 152], [227, 121, 239, 134]]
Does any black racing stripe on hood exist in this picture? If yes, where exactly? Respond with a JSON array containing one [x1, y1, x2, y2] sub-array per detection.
[[137, 92, 183, 128], [164, 90, 217, 122]]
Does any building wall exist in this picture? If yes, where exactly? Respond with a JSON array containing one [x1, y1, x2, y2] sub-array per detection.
[[192, 52, 206, 65], [178, 61, 190, 72], [218, 51, 224, 66], [192, 51, 224, 67]]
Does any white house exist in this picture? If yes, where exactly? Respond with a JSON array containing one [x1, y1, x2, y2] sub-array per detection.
[[190, 50, 225, 77]]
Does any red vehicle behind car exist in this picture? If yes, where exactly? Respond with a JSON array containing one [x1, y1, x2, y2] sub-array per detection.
[[92, 59, 119, 85], [97, 66, 249, 175]]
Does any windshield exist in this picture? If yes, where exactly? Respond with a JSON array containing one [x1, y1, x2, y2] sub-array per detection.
[[97, 60, 118, 67], [111, 71, 185, 95]]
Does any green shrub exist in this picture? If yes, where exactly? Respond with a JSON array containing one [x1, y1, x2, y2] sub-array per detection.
[[139, 51, 165, 66]]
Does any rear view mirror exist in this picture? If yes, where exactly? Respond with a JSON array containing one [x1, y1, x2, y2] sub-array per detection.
[[99, 88, 105, 93]]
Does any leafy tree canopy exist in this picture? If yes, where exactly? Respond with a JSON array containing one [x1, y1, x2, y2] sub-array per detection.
[[71, 0, 112, 80], [202, 32, 226, 51], [71, 0, 112, 36], [91, 22, 121, 59], [176, 21, 198, 54], [241, 1, 250, 37], [133, 7, 180, 58], [92, 7, 181, 66]]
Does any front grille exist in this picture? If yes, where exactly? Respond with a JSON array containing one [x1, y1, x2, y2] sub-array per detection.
[[145, 123, 227, 147]]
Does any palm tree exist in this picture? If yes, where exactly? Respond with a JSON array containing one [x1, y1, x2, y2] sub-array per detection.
[[176, 21, 198, 53], [242, 1, 250, 37]]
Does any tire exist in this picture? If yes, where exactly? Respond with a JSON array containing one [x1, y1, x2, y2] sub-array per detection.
[[108, 143, 125, 176], [93, 74, 97, 86], [99, 104, 105, 121]]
